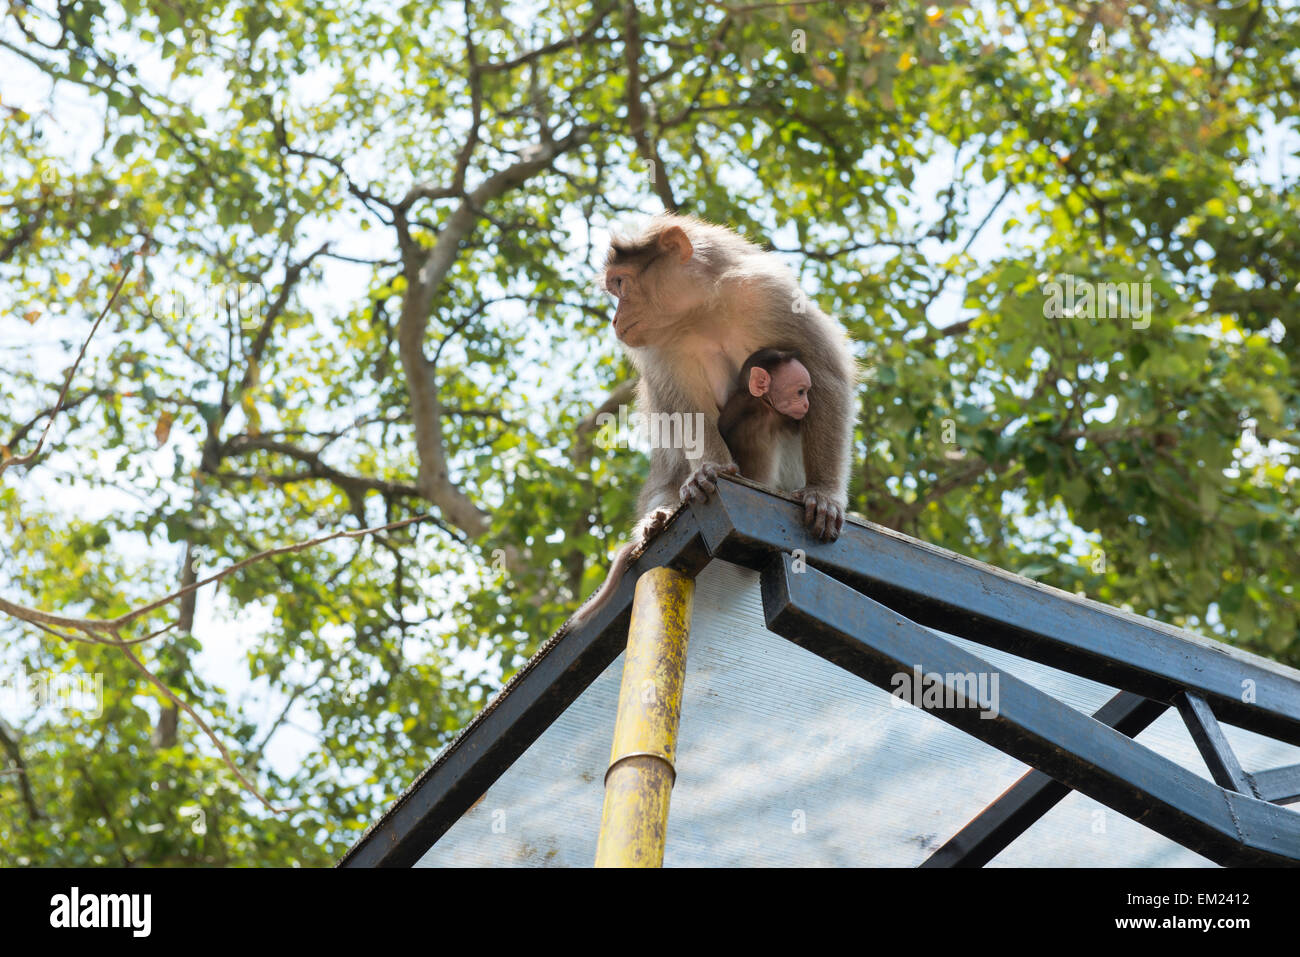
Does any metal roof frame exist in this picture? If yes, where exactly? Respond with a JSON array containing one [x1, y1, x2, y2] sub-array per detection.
[[340, 476, 1300, 867]]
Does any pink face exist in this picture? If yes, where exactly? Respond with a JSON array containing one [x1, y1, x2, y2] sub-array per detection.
[[750, 358, 811, 420]]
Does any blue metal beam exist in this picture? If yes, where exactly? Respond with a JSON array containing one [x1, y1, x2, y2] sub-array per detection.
[[759, 552, 1300, 867], [338, 508, 710, 867], [703, 476, 1300, 749], [1249, 763, 1300, 805], [343, 478, 1300, 867], [1175, 691, 1257, 796], [921, 691, 1168, 867]]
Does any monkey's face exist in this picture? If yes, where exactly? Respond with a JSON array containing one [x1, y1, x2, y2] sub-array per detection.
[[602, 224, 704, 347], [603, 264, 655, 346], [766, 360, 812, 420]]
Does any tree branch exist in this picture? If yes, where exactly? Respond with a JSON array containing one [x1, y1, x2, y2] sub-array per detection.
[[0, 718, 43, 822], [220, 435, 424, 500], [0, 255, 134, 477], [397, 125, 593, 535], [622, 1, 678, 211], [0, 514, 436, 812], [0, 515, 432, 637], [476, 2, 617, 75]]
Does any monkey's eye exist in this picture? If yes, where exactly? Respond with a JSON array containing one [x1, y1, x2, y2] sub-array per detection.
[[606, 275, 626, 297]]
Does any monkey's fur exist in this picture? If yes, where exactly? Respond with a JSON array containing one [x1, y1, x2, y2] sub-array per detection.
[[570, 215, 857, 628]]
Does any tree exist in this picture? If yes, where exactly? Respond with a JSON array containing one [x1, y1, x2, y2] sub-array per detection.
[[1, 0, 1296, 864]]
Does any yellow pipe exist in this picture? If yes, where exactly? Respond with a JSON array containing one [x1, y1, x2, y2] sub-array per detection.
[[594, 566, 694, 868]]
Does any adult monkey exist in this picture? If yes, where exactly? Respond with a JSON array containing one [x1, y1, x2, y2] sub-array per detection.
[[569, 216, 856, 628], [605, 214, 857, 540]]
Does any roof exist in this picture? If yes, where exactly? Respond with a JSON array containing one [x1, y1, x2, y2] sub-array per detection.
[[340, 475, 1300, 867]]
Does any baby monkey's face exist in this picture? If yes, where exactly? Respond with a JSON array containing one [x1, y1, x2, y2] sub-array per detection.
[[756, 358, 811, 420]]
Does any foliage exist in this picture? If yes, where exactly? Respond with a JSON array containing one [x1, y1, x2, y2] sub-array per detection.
[[0, 0, 1296, 863]]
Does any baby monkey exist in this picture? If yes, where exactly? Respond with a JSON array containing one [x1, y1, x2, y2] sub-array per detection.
[[718, 348, 812, 488], [570, 348, 813, 632]]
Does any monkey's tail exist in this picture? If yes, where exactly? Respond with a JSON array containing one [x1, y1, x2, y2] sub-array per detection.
[[568, 541, 640, 630]]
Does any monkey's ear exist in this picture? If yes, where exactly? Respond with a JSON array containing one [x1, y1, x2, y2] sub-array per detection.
[[748, 366, 772, 397], [658, 226, 694, 264]]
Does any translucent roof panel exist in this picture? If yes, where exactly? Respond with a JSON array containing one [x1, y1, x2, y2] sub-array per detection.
[[417, 560, 1300, 867]]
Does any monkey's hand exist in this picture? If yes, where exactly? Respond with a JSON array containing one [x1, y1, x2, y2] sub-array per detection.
[[679, 461, 739, 505], [793, 486, 846, 542]]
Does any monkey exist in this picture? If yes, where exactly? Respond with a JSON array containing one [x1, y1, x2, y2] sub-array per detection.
[[569, 215, 857, 630], [717, 348, 812, 487], [605, 214, 856, 538]]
